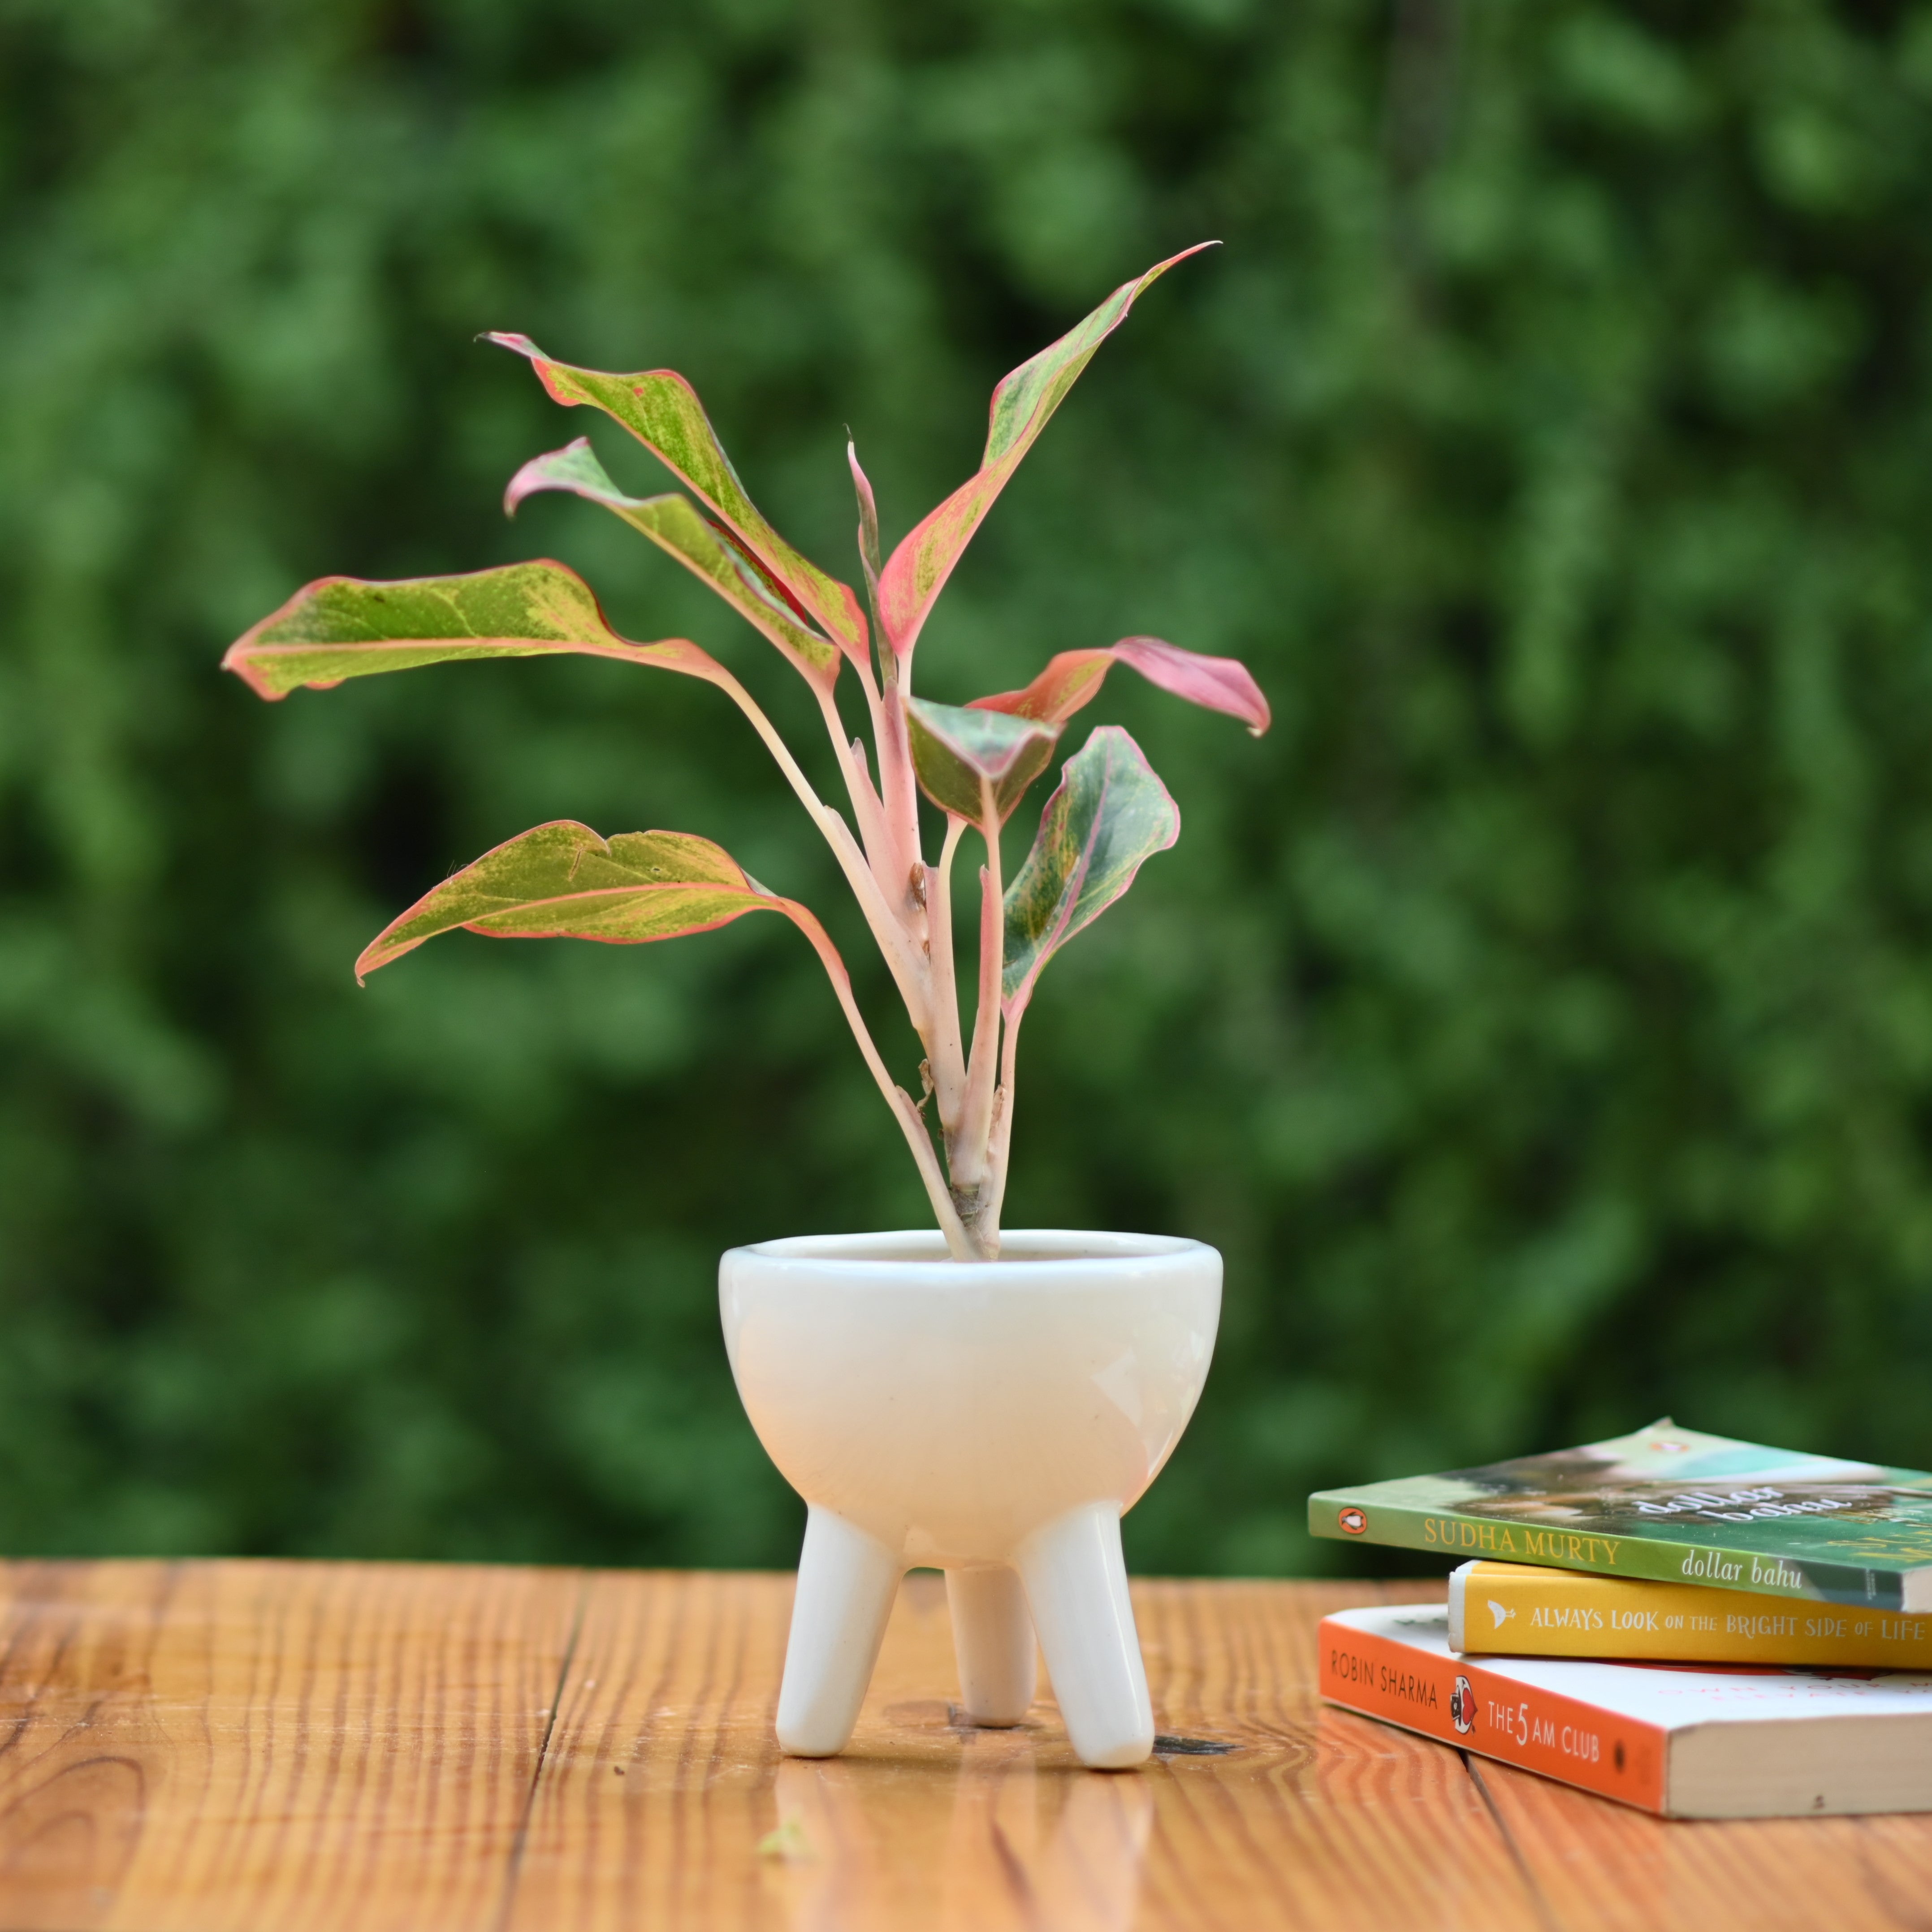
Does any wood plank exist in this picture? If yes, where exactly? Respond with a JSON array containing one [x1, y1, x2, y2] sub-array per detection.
[[0, 1558, 583, 1932], [9, 1559, 1932, 1932], [1471, 1755, 1932, 1932], [1132, 1578, 1540, 1932], [505, 1570, 1553, 1932]]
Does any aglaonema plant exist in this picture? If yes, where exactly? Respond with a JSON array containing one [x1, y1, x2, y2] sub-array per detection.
[[224, 243, 1267, 1260]]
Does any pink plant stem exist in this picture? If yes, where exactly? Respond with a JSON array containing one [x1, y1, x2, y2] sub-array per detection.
[[870, 661, 968, 1122], [814, 685, 889, 869], [783, 904, 974, 1259], [874, 674, 925, 929], [951, 780, 1005, 1204], [707, 662, 930, 1029], [924, 815, 970, 1136], [847, 633, 883, 715], [727, 660, 979, 1253], [980, 994, 1026, 1238]]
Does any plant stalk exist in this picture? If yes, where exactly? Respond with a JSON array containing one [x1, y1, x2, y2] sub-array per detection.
[[923, 815, 969, 1136], [977, 993, 1026, 1240], [815, 684, 889, 869], [705, 665, 931, 1020], [944, 782, 1006, 1249], [783, 901, 975, 1258]]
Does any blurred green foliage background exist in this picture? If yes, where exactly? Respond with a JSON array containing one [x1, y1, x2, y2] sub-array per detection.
[[4, 0, 1932, 1578]]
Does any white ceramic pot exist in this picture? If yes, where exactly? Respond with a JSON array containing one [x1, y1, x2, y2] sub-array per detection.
[[719, 1228, 1222, 1769]]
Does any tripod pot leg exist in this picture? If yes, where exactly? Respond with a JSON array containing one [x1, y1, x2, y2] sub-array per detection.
[[777, 1506, 903, 1757], [947, 1564, 1037, 1725], [1015, 1502, 1154, 1769]]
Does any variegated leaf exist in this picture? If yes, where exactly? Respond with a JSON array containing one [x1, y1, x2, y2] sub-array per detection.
[[356, 821, 830, 981], [875, 242, 1216, 661], [1002, 726, 1179, 1012], [905, 697, 1063, 826], [970, 635, 1270, 735], [506, 438, 840, 691], [223, 561, 728, 700], [487, 332, 868, 666], [847, 437, 885, 633]]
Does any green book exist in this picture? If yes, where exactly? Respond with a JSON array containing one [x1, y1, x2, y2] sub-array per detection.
[[1310, 1420, 1932, 1610]]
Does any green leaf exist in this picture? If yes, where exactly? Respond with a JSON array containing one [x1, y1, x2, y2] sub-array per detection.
[[904, 697, 1063, 826], [875, 243, 1216, 661], [506, 438, 840, 691], [486, 333, 868, 666], [1002, 726, 1180, 1012], [356, 821, 821, 980], [223, 560, 730, 699]]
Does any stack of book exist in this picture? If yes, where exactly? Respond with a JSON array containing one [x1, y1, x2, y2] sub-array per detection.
[[1309, 1421, 1932, 1818]]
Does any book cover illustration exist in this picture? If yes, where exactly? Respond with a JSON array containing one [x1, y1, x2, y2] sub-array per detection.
[[1310, 1421, 1932, 1609]]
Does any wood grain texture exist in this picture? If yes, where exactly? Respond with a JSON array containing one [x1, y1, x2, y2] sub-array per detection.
[[1472, 1754, 1932, 1932], [4, 1560, 1932, 1932], [0, 1558, 581, 1932], [504, 1571, 1547, 1932]]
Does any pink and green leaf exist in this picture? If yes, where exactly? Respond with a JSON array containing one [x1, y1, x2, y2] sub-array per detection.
[[486, 333, 867, 667], [1001, 726, 1180, 1013], [968, 635, 1271, 735], [874, 242, 1217, 661], [506, 438, 840, 691], [222, 561, 730, 700], [355, 820, 829, 981], [904, 697, 1063, 826], [847, 437, 885, 642]]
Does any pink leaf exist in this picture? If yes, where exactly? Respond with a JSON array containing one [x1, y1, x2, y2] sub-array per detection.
[[969, 636, 1270, 735], [874, 242, 1218, 663]]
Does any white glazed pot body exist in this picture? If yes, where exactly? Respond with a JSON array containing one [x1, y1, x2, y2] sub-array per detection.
[[720, 1229, 1222, 1767], [722, 1228, 1220, 1561]]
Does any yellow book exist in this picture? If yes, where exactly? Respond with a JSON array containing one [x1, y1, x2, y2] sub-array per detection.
[[1448, 1560, 1932, 1668]]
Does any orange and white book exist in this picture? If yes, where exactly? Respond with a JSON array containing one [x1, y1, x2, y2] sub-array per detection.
[[1449, 1560, 1932, 1668], [1321, 1602, 1932, 1817]]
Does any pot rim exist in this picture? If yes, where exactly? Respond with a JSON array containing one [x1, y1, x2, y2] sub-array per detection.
[[723, 1227, 1216, 1282]]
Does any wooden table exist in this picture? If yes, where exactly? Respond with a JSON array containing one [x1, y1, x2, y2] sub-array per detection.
[[2, 1562, 1928, 1931]]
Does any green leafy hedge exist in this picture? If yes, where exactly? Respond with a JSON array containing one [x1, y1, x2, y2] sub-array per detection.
[[4, 0, 1931, 1573]]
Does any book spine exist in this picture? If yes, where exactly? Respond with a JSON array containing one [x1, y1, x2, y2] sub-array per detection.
[[1306, 1491, 1903, 1608], [1452, 1563, 1932, 1667], [1318, 1614, 1669, 1814]]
